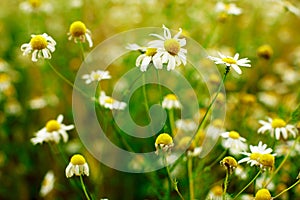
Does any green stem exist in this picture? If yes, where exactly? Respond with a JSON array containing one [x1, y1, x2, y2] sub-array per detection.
[[273, 179, 300, 199], [264, 137, 299, 187], [142, 74, 150, 121], [78, 42, 86, 61], [156, 69, 163, 104], [168, 109, 175, 136], [47, 61, 90, 98], [188, 156, 194, 200], [223, 170, 229, 200], [233, 170, 262, 200], [80, 175, 91, 200]]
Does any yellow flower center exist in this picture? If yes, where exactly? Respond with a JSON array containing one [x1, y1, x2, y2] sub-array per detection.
[[228, 131, 240, 139], [257, 44, 273, 59], [105, 97, 114, 104], [92, 73, 101, 80], [222, 57, 237, 64], [29, 0, 41, 8], [69, 21, 87, 37], [45, 120, 61, 132], [155, 133, 173, 145], [212, 119, 223, 128], [211, 185, 223, 196], [255, 189, 272, 200], [250, 153, 261, 161], [259, 154, 275, 168], [165, 94, 178, 101], [0, 73, 10, 83], [30, 35, 48, 50], [164, 39, 180, 55], [221, 156, 238, 168], [70, 154, 86, 165], [145, 48, 157, 56], [271, 118, 286, 128]]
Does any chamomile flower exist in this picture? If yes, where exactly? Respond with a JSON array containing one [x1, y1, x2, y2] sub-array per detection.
[[220, 156, 238, 174], [98, 91, 127, 110], [40, 171, 55, 197], [208, 52, 251, 74], [215, 2, 243, 15], [65, 154, 89, 178], [239, 141, 276, 170], [68, 21, 93, 47], [21, 33, 56, 62], [148, 25, 187, 71], [31, 114, 74, 145], [258, 117, 298, 140], [82, 70, 111, 84], [255, 189, 272, 200], [155, 133, 174, 154], [19, 0, 53, 13], [205, 185, 232, 200], [221, 131, 248, 155], [162, 94, 181, 109]]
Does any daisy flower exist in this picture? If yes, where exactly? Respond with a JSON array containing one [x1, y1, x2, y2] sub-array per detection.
[[82, 70, 111, 84], [255, 189, 272, 200], [162, 94, 181, 109], [31, 114, 74, 145], [98, 91, 127, 110], [19, 0, 53, 13], [65, 154, 89, 178], [21, 33, 56, 62], [126, 43, 163, 72], [238, 141, 276, 170], [258, 117, 298, 140], [220, 156, 238, 174], [208, 52, 251, 74], [148, 25, 187, 71], [221, 131, 248, 155], [215, 2, 243, 15], [68, 21, 93, 47], [40, 171, 55, 197], [155, 133, 174, 154]]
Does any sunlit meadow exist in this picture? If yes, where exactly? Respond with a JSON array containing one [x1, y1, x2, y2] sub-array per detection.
[[1, 0, 300, 199]]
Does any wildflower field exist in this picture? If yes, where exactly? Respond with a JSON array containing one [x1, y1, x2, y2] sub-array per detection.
[[1, 0, 300, 199]]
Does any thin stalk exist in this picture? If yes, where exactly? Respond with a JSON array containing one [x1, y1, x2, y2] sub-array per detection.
[[80, 175, 91, 200], [273, 179, 300, 199], [233, 170, 262, 200], [47, 61, 90, 98], [188, 156, 194, 200], [223, 169, 229, 200], [142, 74, 150, 121], [168, 109, 175, 136], [78, 42, 86, 61], [156, 69, 163, 104], [264, 137, 299, 187]]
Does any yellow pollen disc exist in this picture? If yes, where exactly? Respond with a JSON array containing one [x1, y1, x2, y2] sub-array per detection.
[[271, 118, 286, 128], [250, 153, 261, 161], [105, 97, 114, 104], [211, 185, 223, 196], [29, 0, 41, 8], [255, 189, 272, 200], [165, 94, 178, 101], [228, 131, 240, 139], [221, 156, 238, 168], [222, 57, 237, 64], [155, 133, 173, 145], [92, 73, 101, 80], [164, 39, 180, 55], [70, 154, 86, 165], [45, 120, 61, 132], [259, 154, 275, 168], [0, 73, 10, 83], [212, 119, 223, 128], [145, 48, 157, 56], [69, 21, 87, 37], [30, 35, 48, 50]]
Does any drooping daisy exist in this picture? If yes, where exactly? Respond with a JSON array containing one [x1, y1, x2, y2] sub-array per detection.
[[238, 141, 276, 170], [82, 70, 111, 84], [21, 33, 56, 62], [215, 2, 243, 15], [40, 170, 55, 197], [162, 94, 181, 109], [220, 156, 238, 174], [68, 21, 93, 47], [98, 91, 127, 110], [221, 131, 248, 155], [255, 189, 272, 200], [258, 117, 298, 140], [148, 25, 187, 71], [155, 133, 174, 154], [31, 114, 74, 145], [65, 154, 89, 178], [126, 43, 163, 72], [208, 52, 251, 74]]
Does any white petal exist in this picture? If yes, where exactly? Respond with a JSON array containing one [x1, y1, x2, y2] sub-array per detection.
[[231, 64, 242, 74]]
